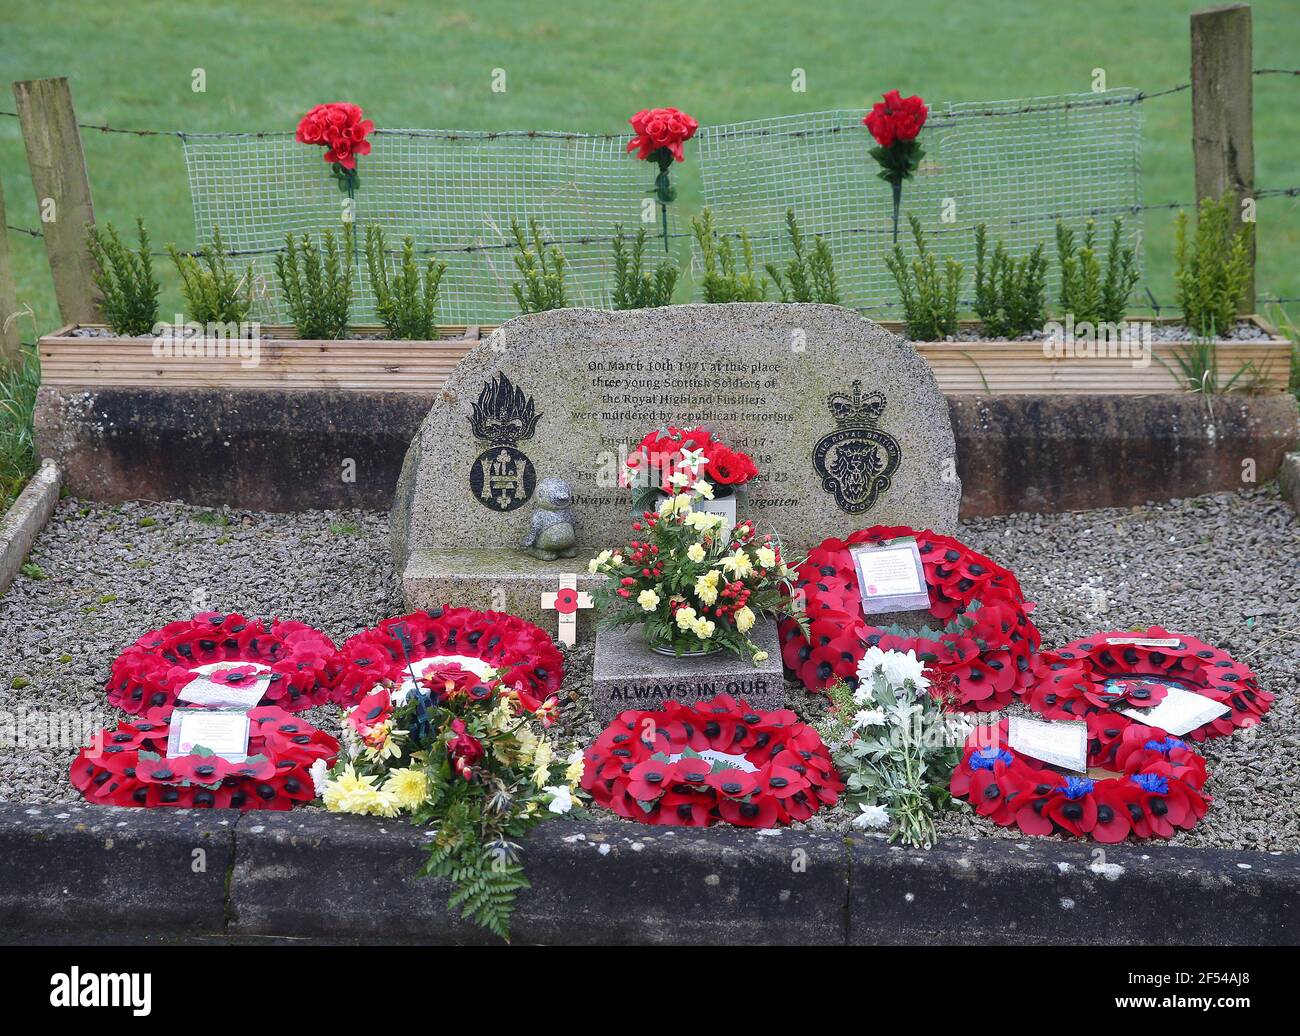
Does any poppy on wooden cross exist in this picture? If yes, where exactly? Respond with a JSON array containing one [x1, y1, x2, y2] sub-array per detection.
[[540, 574, 593, 647]]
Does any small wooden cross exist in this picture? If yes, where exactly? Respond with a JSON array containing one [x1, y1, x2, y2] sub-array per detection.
[[541, 573, 593, 647]]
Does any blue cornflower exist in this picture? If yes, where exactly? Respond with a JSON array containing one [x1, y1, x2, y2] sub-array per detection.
[[1056, 776, 1095, 799], [1130, 773, 1169, 794], [969, 747, 1014, 771]]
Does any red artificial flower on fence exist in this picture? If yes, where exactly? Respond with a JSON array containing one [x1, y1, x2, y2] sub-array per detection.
[[296, 102, 374, 192], [862, 89, 929, 242], [626, 106, 699, 251]]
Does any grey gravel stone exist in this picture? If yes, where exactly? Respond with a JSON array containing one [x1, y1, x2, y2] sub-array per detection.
[[1, 488, 1295, 856]]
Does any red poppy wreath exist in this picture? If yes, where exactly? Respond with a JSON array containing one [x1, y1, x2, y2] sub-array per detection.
[[1027, 627, 1272, 765], [106, 613, 337, 715], [71, 706, 339, 811], [780, 526, 1039, 710], [950, 718, 1210, 843], [330, 606, 564, 712], [581, 694, 844, 828]]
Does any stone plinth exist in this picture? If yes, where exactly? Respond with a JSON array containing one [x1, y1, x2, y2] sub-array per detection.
[[591, 620, 784, 723]]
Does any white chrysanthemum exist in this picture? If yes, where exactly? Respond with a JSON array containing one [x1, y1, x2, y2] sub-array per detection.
[[852, 803, 890, 830], [882, 648, 930, 692], [545, 785, 575, 814], [856, 645, 889, 681], [309, 758, 330, 797], [852, 708, 885, 730], [852, 683, 876, 706]]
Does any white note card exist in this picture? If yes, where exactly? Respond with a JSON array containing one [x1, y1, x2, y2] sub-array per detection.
[[696, 495, 737, 534], [1119, 686, 1232, 736], [849, 538, 931, 615], [1008, 716, 1088, 773], [167, 709, 251, 762], [1105, 636, 1183, 648]]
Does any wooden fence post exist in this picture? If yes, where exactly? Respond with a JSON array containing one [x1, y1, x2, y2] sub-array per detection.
[[12, 76, 99, 326], [1191, 3, 1255, 311], [0, 174, 23, 368]]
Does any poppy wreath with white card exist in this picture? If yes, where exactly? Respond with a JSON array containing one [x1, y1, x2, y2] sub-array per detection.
[[106, 613, 337, 716], [581, 694, 844, 828], [329, 606, 564, 713], [70, 705, 339, 811], [950, 717, 1210, 843], [780, 526, 1039, 710], [1027, 627, 1271, 763]]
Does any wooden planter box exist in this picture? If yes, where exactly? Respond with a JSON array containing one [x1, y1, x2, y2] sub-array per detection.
[[38, 316, 1292, 396]]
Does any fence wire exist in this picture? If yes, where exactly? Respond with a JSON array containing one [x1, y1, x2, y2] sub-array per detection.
[[182, 128, 660, 324], [696, 91, 1143, 316]]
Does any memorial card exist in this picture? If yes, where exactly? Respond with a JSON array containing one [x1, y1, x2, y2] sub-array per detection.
[[1008, 716, 1088, 773], [1104, 635, 1184, 648], [695, 494, 737, 534], [849, 537, 931, 615], [166, 708, 251, 762], [176, 661, 271, 710], [1119, 685, 1232, 736]]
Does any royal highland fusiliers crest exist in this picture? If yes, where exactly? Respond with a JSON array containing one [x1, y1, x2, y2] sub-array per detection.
[[467, 373, 541, 512], [812, 380, 902, 514]]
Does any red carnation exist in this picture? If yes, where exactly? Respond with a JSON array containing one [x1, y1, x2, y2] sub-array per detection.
[[626, 106, 698, 252], [862, 89, 928, 242], [864, 89, 928, 148], [627, 107, 699, 163], [447, 718, 484, 780], [296, 102, 374, 192]]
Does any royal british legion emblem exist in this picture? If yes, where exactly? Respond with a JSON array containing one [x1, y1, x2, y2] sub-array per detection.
[[467, 373, 541, 512], [812, 380, 901, 514]]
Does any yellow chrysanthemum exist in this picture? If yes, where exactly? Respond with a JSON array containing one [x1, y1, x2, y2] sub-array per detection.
[[720, 551, 754, 578], [323, 765, 400, 817], [686, 543, 706, 563], [384, 767, 429, 811], [735, 605, 756, 633], [694, 576, 719, 606]]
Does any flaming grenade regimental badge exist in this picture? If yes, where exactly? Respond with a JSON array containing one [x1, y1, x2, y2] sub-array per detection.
[[811, 380, 901, 515], [467, 373, 542, 512]]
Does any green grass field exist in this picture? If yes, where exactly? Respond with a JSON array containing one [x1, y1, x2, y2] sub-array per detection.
[[3, 0, 1299, 336]]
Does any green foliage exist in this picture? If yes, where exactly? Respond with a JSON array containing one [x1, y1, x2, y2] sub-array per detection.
[[365, 224, 448, 339], [765, 209, 840, 304], [0, 347, 40, 511], [168, 225, 253, 326], [610, 224, 678, 309], [510, 218, 568, 313], [972, 224, 1046, 338], [273, 225, 354, 339], [885, 215, 961, 340], [1056, 216, 1137, 325], [1168, 333, 1267, 395], [86, 219, 160, 335], [420, 805, 533, 943], [692, 208, 768, 303], [1175, 192, 1253, 338]]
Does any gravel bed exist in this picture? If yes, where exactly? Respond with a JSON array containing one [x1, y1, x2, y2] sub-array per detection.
[[1, 490, 1296, 853]]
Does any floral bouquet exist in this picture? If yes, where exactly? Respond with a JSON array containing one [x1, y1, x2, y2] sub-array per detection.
[[317, 659, 583, 941], [591, 481, 802, 662], [818, 647, 968, 848], [622, 424, 759, 514]]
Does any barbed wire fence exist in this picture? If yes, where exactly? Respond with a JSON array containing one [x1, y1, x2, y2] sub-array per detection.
[[4, 67, 1300, 325]]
